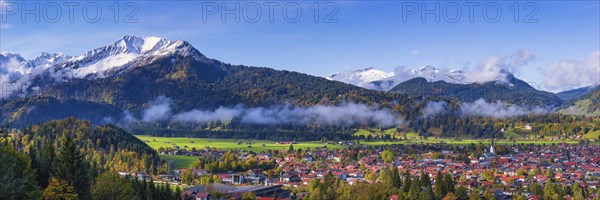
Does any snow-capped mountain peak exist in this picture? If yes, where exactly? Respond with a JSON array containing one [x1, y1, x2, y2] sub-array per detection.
[[326, 66, 471, 91], [411, 65, 440, 81], [1, 35, 208, 99], [326, 67, 394, 83], [55, 35, 205, 79], [446, 69, 466, 83], [75, 35, 172, 61], [27, 52, 73, 69]]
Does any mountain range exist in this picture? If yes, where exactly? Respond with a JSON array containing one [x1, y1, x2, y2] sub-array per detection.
[[326, 66, 467, 91], [556, 85, 598, 101], [389, 75, 564, 107], [0, 35, 586, 126], [327, 66, 566, 107], [0, 36, 414, 126]]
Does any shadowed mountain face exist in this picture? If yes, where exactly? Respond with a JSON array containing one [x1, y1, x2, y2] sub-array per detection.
[[556, 86, 598, 101], [389, 75, 564, 107]]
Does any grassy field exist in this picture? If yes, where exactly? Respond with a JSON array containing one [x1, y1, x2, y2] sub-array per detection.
[[352, 128, 420, 139], [559, 100, 600, 116], [584, 130, 600, 139], [137, 135, 584, 169], [136, 135, 346, 153], [137, 135, 582, 153], [160, 155, 198, 169]]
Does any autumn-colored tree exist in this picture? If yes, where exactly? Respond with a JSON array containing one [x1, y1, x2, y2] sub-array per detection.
[[443, 193, 458, 200], [242, 192, 257, 200], [43, 178, 79, 200]]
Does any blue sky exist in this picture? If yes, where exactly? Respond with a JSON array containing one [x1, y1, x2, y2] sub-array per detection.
[[1, 1, 598, 91]]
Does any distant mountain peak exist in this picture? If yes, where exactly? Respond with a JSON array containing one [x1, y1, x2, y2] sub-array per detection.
[[411, 65, 440, 82], [326, 67, 394, 88], [28, 52, 72, 69], [0, 52, 26, 65]]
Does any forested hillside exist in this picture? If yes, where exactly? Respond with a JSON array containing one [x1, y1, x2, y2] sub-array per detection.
[[390, 76, 563, 107], [0, 118, 180, 199]]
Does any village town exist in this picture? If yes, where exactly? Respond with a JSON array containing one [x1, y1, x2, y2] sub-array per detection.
[[146, 142, 600, 200]]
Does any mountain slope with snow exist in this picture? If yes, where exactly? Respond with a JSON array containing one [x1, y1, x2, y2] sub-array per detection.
[[325, 67, 394, 88], [0, 35, 210, 99], [53, 35, 205, 79], [326, 66, 470, 91]]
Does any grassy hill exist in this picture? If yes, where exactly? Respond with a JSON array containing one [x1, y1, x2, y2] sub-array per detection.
[[559, 87, 600, 116]]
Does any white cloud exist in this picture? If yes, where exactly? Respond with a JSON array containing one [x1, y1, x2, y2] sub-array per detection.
[[464, 49, 534, 84], [422, 101, 447, 117], [410, 50, 420, 55], [141, 96, 172, 122], [543, 50, 600, 91], [127, 97, 403, 127], [172, 106, 243, 123], [460, 98, 549, 118], [240, 103, 402, 127], [464, 56, 508, 83]]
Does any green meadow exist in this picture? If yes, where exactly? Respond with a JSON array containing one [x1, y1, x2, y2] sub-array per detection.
[[136, 135, 587, 169], [136, 135, 346, 153]]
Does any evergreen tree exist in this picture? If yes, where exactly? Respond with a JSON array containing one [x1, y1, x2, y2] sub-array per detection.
[[54, 133, 91, 199], [0, 144, 41, 199], [420, 172, 435, 200], [39, 142, 56, 188], [455, 186, 468, 200], [443, 174, 455, 195], [91, 171, 135, 200], [530, 183, 543, 197], [571, 182, 584, 200], [543, 181, 557, 200], [408, 179, 422, 200], [435, 172, 445, 199], [390, 167, 402, 188], [27, 144, 40, 180], [420, 172, 432, 188], [403, 171, 412, 193]]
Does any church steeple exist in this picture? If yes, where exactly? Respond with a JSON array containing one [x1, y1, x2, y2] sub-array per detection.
[[490, 131, 495, 154]]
